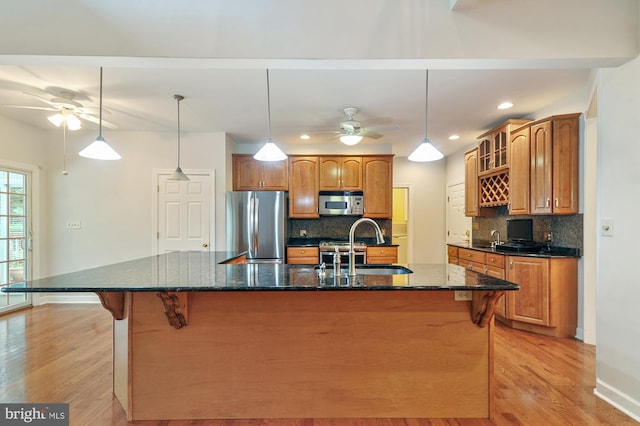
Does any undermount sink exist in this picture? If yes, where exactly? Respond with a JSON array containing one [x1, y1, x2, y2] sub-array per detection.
[[316, 265, 413, 275]]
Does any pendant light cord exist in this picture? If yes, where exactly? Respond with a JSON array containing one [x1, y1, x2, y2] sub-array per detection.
[[266, 69, 272, 141], [177, 95, 182, 167], [424, 69, 429, 140], [98, 67, 103, 138]]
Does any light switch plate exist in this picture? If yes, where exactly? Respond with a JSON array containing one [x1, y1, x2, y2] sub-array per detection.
[[601, 218, 614, 237]]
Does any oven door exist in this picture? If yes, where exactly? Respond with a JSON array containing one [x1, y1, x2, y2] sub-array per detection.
[[319, 250, 366, 265]]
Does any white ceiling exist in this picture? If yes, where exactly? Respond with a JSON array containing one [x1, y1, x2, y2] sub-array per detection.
[[0, 0, 636, 157]]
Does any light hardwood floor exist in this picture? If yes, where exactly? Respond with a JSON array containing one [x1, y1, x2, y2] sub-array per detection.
[[0, 304, 636, 426]]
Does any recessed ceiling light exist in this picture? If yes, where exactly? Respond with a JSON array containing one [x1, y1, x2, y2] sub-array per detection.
[[448, 134, 460, 140], [498, 102, 513, 110], [300, 134, 310, 140]]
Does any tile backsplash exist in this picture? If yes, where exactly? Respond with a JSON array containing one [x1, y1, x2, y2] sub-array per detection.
[[289, 217, 392, 240], [472, 206, 583, 251]]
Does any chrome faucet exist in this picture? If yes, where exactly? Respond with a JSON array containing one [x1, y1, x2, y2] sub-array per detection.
[[491, 229, 502, 248], [348, 218, 385, 277]]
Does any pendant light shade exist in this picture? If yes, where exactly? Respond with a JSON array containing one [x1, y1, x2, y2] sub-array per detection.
[[254, 70, 287, 162], [79, 67, 121, 160], [167, 94, 190, 181], [408, 70, 443, 162]]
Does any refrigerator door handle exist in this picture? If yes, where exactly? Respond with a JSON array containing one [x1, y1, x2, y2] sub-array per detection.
[[248, 195, 255, 255], [253, 195, 260, 252]]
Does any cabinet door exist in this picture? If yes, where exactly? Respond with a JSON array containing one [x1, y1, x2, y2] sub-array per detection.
[[363, 156, 393, 218], [509, 126, 530, 215], [261, 160, 289, 190], [233, 155, 264, 190], [464, 149, 479, 217], [530, 121, 553, 214], [340, 157, 362, 190], [288, 156, 319, 218], [506, 257, 549, 326], [552, 117, 579, 214], [478, 139, 492, 175], [492, 128, 508, 171], [319, 157, 341, 191]]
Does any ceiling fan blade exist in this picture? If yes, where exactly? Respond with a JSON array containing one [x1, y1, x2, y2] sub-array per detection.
[[22, 91, 59, 108], [363, 124, 400, 132], [75, 106, 111, 115], [304, 130, 341, 134], [358, 130, 383, 140], [77, 113, 119, 129], [1, 104, 57, 111]]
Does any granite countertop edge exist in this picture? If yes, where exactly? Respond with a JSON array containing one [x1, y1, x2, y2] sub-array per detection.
[[448, 242, 581, 258]]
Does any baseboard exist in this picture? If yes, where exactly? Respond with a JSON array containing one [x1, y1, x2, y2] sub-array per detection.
[[575, 326, 584, 341], [35, 293, 100, 305], [595, 378, 640, 422]]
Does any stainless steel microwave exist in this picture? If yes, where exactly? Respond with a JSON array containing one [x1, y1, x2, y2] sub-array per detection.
[[318, 191, 364, 216]]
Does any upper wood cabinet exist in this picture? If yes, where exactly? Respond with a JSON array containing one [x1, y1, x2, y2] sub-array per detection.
[[232, 154, 288, 191], [362, 155, 393, 218], [319, 156, 362, 191], [464, 148, 495, 217], [530, 114, 580, 215], [288, 156, 319, 218], [464, 148, 480, 217], [508, 125, 531, 215], [477, 119, 531, 176]]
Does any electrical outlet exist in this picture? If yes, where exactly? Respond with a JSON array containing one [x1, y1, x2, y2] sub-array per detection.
[[66, 221, 82, 230], [454, 290, 472, 301], [544, 232, 552, 242], [299, 229, 307, 237]]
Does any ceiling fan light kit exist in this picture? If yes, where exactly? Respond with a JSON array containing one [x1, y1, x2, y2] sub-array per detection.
[[339, 134, 363, 145], [409, 70, 443, 162], [48, 112, 81, 131], [254, 69, 287, 162], [167, 94, 190, 181], [79, 67, 121, 161]]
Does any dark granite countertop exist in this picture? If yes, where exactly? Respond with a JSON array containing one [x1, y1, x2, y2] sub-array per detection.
[[448, 241, 581, 258], [2, 251, 518, 293]]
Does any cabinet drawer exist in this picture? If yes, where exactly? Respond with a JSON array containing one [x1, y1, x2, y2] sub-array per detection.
[[459, 248, 486, 264], [484, 265, 505, 279], [486, 253, 505, 268], [448, 256, 459, 265], [460, 260, 485, 272], [447, 246, 459, 258], [367, 246, 398, 258], [286, 247, 319, 265]]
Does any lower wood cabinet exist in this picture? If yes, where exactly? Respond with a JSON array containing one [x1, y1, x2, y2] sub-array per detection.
[[286, 247, 319, 265], [504, 256, 577, 337], [447, 245, 577, 337], [366, 246, 398, 264]]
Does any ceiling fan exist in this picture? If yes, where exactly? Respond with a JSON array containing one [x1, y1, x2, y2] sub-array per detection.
[[306, 107, 399, 145], [1, 90, 118, 130]]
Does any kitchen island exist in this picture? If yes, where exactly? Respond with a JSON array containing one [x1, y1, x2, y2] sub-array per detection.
[[3, 251, 518, 421]]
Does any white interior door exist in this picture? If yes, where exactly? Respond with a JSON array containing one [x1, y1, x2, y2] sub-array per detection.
[[156, 172, 213, 253], [447, 182, 472, 244]]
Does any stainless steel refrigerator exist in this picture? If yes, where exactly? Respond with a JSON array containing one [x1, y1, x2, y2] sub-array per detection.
[[225, 191, 287, 263]]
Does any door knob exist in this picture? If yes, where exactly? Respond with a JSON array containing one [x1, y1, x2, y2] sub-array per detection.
[[202, 243, 209, 248]]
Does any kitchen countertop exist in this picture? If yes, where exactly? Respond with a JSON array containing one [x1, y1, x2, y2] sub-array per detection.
[[449, 241, 581, 258], [2, 251, 518, 293]]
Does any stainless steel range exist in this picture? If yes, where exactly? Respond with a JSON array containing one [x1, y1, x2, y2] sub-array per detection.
[[319, 240, 366, 265]]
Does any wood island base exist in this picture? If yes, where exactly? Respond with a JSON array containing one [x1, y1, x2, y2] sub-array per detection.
[[112, 290, 495, 421]]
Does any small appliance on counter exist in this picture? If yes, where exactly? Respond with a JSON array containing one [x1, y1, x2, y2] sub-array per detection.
[[226, 191, 287, 263]]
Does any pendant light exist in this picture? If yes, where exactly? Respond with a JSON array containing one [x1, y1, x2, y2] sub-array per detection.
[[408, 70, 444, 162], [79, 67, 121, 160], [167, 94, 190, 181], [254, 70, 287, 162]]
